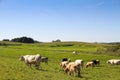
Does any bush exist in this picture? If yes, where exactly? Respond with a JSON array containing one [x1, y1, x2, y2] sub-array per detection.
[[96, 44, 120, 56], [11, 36, 34, 43], [52, 39, 61, 42], [2, 39, 9, 42]]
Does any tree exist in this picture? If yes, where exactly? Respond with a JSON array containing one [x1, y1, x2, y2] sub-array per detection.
[[56, 39, 61, 42], [11, 36, 34, 43], [2, 39, 9, 42], [52, 39, 61, 42]]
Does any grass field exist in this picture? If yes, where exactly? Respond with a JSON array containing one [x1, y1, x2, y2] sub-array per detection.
[[0, 42, 120, 80]]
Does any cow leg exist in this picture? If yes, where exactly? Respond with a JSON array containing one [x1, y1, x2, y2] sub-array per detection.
[[29, 64, 32, 69], [35, 64, 39, 69], [25, 63, 29, 67], [78, 71, 80, 77], [69, 71, 71, 75], [77, 66, 81, 77], [35, 62, 40, 70], [73, 71, 76, 77]]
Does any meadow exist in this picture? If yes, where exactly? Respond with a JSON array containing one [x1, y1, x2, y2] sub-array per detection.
[[0, 42, 120, 80]]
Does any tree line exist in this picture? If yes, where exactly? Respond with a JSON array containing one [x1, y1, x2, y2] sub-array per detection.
[[2, 37, 62, 43]]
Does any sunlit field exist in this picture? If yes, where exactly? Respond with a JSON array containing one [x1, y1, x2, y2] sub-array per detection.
[[0, 42, 120, 80]]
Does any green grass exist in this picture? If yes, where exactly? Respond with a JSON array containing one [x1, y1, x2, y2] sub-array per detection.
[[0, 42, 120, 80]]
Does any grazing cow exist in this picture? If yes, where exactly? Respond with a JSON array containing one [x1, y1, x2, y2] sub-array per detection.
[[62, 58, 71, 62], [91, 60, 100, 66], [60, 61, 71, 69], [41, 57, 48, 64], [73, 51, 78, 55], [75, 59, 84, 70], [107, 59, 120, 65], [62, 58, 68, 62], [19, 54, 41, 69], [86, 61, 94, 68], [65, 62, 81, 77]]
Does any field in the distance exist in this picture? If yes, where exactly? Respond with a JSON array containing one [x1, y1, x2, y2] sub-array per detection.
[[0, 42, 120, 80]]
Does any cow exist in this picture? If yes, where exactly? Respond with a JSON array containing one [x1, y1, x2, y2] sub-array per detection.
[[91, 60, 100, 66], [60, 61, 71, 69], [19, 54, 41, 69], [62, 58, 68, 62], [64, 62, 81, 77], [107, 59, 120, 65], [62, 58, 71, 62], [86, 61, 94, 68], [72, 51, 78, 55], [75, 59, 84, 70], [41, 57, 48, 64]]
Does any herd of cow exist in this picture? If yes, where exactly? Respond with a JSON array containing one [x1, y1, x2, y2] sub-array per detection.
[[19, 54, 120, 77], [60, 58, 100, 77]]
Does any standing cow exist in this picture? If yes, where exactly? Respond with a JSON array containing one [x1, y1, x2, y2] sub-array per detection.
[[91, 60, 100, 66], [86, 61, 94, 68], [19, 54, 41, 69], [75, 59, 84, 70], [64, 62, 81, 77], [41, 57, 48, 64]]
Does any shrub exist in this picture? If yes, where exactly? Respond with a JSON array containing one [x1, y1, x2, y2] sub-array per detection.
[[11, 36, 34, 43]]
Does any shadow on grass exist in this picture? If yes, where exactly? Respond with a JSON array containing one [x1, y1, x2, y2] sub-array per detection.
[[35, 68, 48, 71]]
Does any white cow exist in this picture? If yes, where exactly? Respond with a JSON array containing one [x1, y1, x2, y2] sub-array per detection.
[[73, 51, 78, 55], [19, 54, 41, 69], [107, 59, 120, 65], [75, 59, 84, 70]]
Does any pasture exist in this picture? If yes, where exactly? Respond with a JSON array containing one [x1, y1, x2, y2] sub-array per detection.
[[0, 42, 120, 80]]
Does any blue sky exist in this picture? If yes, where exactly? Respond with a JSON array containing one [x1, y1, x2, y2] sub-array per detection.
[[0, 0, 120, 42]]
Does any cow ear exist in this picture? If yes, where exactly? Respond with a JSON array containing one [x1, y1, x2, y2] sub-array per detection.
[[20, 55, 24, 59]]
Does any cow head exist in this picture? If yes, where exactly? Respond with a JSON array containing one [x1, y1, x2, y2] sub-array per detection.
[[19, 56, 24, 61]]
